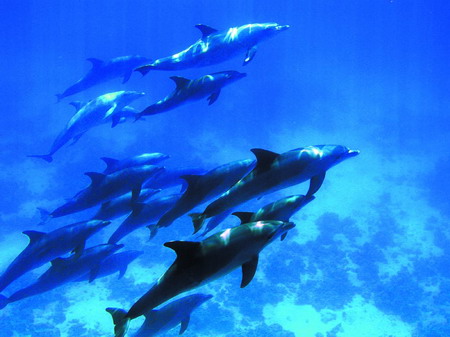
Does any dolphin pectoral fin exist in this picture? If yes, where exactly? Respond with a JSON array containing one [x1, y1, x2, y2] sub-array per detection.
[[147, 224, 159, 240], [106, 308, 130, 337], [72, 241, 85, 258], [307, 172, 326, 197], [89, 264, 100, 283], [37, 207, 51, 225], [207, 90, 221, 105], [23, 230, 46, 245], [232, 212, 254, 225], [105, 103, 118, 118], [243, 46, 258, 66], [111, 115, 122, 128], [131, 186, 142, 203], [0, 295, 9, 310], [122, 70, 132, 84], [281, 233, 288, 241], [195, 24, 218, 39], [118, 266, 127, 279], [189, 213, 206, 234], [179, 315, 191, 335], [241, 255, 259, 288]]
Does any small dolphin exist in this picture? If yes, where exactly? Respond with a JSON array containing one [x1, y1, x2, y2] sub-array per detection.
[[143, 167, 206, 192], [108, 194, 182, 244], [135, 23, 289, 74], [56, 55, 151, 101], [190, 145, 359, 233], [106, 220, 294, 337], [102, 153, 170, 175], [136, 71, 246, 119], [74, 250, 143, 282], [44, 165, 163, 219], [153, 159, 255, 237], [92, 188, 161, 221], [0, 243, 123, 309], [28, 91, 145, 162], [0, 220, 110, 292], [108, 293, 212, 337]]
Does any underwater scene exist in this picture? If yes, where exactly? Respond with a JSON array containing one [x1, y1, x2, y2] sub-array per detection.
[[0, 1, 449, 336]]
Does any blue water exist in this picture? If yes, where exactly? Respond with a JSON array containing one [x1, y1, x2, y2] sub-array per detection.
[[0, 1, 449, 336]]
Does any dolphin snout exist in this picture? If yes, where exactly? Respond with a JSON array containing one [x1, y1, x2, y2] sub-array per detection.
[[276, 24, 290, 31], [101, 220, 112, 227], [347, 149, 360, 158]]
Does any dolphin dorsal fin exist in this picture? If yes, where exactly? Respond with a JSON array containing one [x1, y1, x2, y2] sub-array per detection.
[[251, 148, 280, 172], [69, 101, 85, 111], [195, 24, 218, 38], [232, 212, 255, 224], [164, 241, 200, 260], [170, 76, 191, 90], [85, 172, 106, 186], [100, 157, 119, 172], [23, 230, 46, 245], [86, 58, 104, 69]]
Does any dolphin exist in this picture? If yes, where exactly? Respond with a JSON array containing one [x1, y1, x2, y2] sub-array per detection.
[[0, 220, 110, 292], [108, 193, 182, 244], [28, 91, 145, 162], [153, 159, 255, 237], [92, 189, 161, 221], [136, 71, 246, 119], [197, 208, 236, 238], [143, 167, 206, 192], [74, 250, 143, 282], [190, 145, 360, 233], [106, 220, 294, 337], [56, 55, 151, 101], [135, 23, 289, 74], [44, 165, 164, 219], [101, 153, 170, 175], [108, 293, 212, 337], [0, 243, 123, 309]]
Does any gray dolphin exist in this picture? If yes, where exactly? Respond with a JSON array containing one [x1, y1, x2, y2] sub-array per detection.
[[29, 91, 145, 162], [74, 250, 143, 282], [135, 23, 289, 74], [0, 243, 123, 309], [106, 220, 294, 337], [45, 165, 163, 219], [153, 159, 255, 237], [92, 188, 161, 221], [56, 55, 151, 101], [108, 193, 182, 244], [108, 293, 212, 337], [101, 153, 170, 175], [136, 71, 246, 119], [0, 220, 110, 292], [190, 145, 359, 233]]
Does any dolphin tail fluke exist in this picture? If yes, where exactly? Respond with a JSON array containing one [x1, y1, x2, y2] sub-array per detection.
[[135, 64, 153, 76], [106, 307, 130, 337], [189, 213, 206, 234], [27, 154, 53, 163], [146, 224, 158, 240], [0, 295, 9, 310], [37, 207, 51, 225]]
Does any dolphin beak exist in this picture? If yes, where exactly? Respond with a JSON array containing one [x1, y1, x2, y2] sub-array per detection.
[[101, 220, 112, 227], [347, 149, 360, 158], [277, 24, 290, 31]]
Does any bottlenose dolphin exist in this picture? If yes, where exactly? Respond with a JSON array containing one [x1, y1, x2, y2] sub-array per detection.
[[136, 71, 246, 119], [108, 293, 212, 337], [153, 159, 255, 237], [75, 250, 143, 282], [102, 153, 170, 174], [28, 91, 145, 162], [108, 193, 182, 244], [143, 167, 206, 192], [44, 165, 163, 219], [0, 220, 110, 292], [0, 243, 123, 309], [190, 145, 359, 233], [56, 55, 151, 101], [135, 23, 289, 74], [92, 189, 160, 221], [106, 220, 294, 337]]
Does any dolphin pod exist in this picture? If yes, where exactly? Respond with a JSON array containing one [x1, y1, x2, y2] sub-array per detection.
[[106, 220, 295, 337], [135, 23, 289, 74]]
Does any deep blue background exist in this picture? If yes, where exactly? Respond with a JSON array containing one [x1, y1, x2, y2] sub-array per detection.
[[0, 1, 449, 336]]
